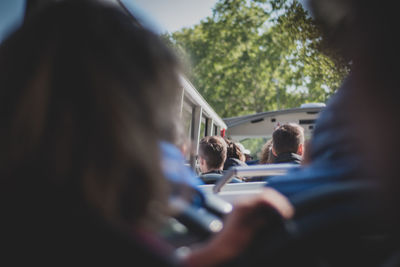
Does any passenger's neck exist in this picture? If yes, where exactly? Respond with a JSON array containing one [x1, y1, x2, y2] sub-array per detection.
[[204, 167, 223, 173]]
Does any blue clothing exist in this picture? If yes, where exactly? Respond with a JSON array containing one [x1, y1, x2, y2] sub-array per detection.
[[160, 142, 206, 208], [160, 141, 203, 187], [245, 159, 259, 165]]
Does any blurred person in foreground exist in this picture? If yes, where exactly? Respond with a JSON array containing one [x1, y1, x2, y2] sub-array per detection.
[[307, 0, 400, 251], [260, 0, 400, 265], [0, 1, 294, 266]]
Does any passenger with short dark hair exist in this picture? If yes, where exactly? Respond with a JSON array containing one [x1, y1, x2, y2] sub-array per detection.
[[271, 123, 304, 164], [198, 136, 227, 174]]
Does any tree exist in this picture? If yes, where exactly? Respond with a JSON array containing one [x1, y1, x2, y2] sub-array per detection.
[[164, 0, 349, 118]]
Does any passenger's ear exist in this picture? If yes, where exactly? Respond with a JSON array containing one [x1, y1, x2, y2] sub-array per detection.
[[271, 147, 278, 157], [199, 156, 205, 165], [297, 143, 304, 156]]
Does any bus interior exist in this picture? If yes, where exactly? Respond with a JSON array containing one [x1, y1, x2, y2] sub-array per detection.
[[1, 0, 393, 265]]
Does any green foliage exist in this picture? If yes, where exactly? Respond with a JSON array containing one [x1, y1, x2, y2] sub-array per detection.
[[241, 137, 268, 160], [164, 0, 349, 118]]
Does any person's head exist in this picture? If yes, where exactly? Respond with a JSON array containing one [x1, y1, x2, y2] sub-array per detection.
[[259, 139, 274, 164], [224, 138, 245, 162], [198, 136, 227, 173], [272, 123, 305, 156], [236, 142, 251, 161], [0, 1, 181, 229]]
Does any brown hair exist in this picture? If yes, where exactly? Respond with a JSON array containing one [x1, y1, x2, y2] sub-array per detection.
[[199, 136, 227, 170], [224, 138, 244, 161], [272, 123, 304, 155], [0, 1, 181, 228], [259, 139, 274, 164]]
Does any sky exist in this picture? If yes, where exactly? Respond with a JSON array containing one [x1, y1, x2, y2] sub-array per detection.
[[123, 0, 219, 34], [0, 0, 311, 41]]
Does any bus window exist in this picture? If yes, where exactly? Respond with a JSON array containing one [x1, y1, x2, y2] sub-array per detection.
[[213, 125, 218, 136], [181, 104, 192, 139], [200, 117, 206, 139]]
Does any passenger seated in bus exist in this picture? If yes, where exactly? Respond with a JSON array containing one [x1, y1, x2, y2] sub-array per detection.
[[271, 123, 304, 164], [198, 136, 227, 175], [0, 2, 295, 266], [237, 142, 253, 162], [242, 139, 276, 182], [223, 137, 248, 170], [197, 136, 242, 184]]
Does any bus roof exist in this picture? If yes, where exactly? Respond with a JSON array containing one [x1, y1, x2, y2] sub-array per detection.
[[224, 106, 324, 141]]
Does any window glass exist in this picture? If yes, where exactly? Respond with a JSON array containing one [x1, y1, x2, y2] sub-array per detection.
[[200, 118, 206, 139], [182, 107, 192, 139]]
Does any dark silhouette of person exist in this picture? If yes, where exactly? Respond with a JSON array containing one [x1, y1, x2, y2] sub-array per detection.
[[0, 1, 293, 266], [259, 0, 399, 266]]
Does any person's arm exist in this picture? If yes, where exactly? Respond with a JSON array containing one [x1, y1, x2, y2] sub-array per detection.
[[181, 188, 294, 267]]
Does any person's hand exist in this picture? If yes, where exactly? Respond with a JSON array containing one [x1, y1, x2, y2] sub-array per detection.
[[183, 187, 294, 267]]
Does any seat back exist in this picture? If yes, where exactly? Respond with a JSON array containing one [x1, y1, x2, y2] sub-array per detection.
[[199, 173, 242, 185]]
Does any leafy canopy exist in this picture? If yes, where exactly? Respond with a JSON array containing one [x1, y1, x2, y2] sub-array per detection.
[[163, 0, 349, 118]]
